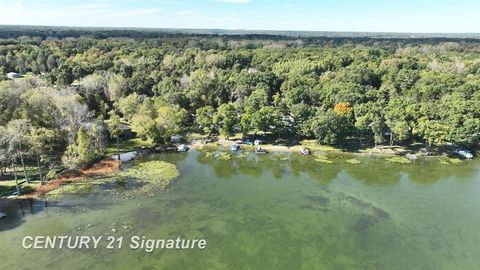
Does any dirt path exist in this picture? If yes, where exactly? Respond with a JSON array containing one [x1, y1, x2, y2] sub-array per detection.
[[25, 159, 121, 199]]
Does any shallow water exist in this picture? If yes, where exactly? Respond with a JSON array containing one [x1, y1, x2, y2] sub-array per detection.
[[1, 151, 480, 270]]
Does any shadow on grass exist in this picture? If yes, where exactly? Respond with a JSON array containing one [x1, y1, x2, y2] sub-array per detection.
[[0, 183, 36, 197]]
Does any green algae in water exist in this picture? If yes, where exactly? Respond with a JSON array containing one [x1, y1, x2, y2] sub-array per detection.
[[3, 152, 480, 270], [218, 152, 232, 161], [346, 159, 361, 164], [313, 153, 333, 164], [385, 156, 411, 164], [438, 158, 463, 165], [45, 161, 179, 199], [203, 151, 231, 161], [45, 179, 103, 199], [315, 158, 334, 164], [448, 158, 463, 164], [120, 160, 179, 185], [440, 160, 450, 165]]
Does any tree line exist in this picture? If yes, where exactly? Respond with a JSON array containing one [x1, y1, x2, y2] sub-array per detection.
[[1, 31, 480, 193]]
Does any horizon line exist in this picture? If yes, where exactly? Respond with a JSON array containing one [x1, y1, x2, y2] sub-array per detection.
[[2, 24, 480, 36]]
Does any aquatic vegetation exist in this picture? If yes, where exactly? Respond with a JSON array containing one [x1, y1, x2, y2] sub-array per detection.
[[202, 151, 232, 161], [45, 180, 101, 200], [118, 161, 180, 195], [448, 158, 463, 164], [385, 157, 411, 164], [305, 194, 330, 204], [45, 161, 179, 199], [237, 152, 248, 158], [346, 159, 361, 164], [270, 154, 289, 161], [438, 158, 463, 165], [313, 153, 333, 164], [218, 152, 232, 161], [315, 158, 334, 164]]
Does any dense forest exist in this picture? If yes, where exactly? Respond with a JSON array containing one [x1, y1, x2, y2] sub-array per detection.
[[1, 27, 480, 192]]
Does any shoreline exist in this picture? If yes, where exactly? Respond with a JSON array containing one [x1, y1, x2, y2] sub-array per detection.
[[190, 139, 433, 158], [1, 138, 473, 211], [0, 160, 121, 206]]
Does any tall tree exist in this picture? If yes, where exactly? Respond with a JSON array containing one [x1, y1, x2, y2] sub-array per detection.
[[29, 127, 55, 184], [108, 111, 122, 160], [213, 103, 238, 139], [6, 120, 31, 183]]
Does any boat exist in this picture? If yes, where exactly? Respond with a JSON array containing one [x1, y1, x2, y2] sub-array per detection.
[[300, 148, 311, 156], [406, 153, 418, 162], [177, 144, 190, 152], [111, 151, 137, 162], [231, 144, 241, 152], [254, 146, 268, 154], [453, 149, 473, 160]]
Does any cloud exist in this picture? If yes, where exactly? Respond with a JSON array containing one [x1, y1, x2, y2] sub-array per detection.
[[103, 9, 163, 19], [176, 10, 195, 16], [214, 0, 252, 4], [151, 0, 186, 5]]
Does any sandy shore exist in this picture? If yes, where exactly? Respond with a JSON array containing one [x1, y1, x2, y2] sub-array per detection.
[[190, 139, 410, 157]]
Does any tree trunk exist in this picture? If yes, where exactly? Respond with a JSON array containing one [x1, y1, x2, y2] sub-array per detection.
[[13, 163, 20, 195], [37, 156, 43, 185], [358, 130, 363, 146], [116, 136, 121, 160], [20, 152, 29, 183]]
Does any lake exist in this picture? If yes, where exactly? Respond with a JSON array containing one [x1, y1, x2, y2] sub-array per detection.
[[1, 151, 480, 270]]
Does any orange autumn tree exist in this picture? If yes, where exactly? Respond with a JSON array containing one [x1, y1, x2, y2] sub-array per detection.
[[333, 102, 353, 116]]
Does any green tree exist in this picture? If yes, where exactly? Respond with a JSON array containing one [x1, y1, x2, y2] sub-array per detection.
[[309, 110, 351, 146], [155, 106, 188, 144], [195, 106, 215, 134], [108, 112, 122, 160], [0, 126, 20, 194], [213, 103, 238, 139], [251, 106, 282, 136], [6, 120, 31, 183], [29, 127, 55, 184], [65, 126, 105, 168], [116, 93, 142, 122]]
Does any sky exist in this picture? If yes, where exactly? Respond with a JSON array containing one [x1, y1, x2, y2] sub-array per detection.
[[0, 0, 478, 33]]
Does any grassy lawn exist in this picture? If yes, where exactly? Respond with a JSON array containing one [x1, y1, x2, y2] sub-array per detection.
[[105, 138, 155, 157], [0, 180, 38, 197], [0, 165, 43, 197]]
